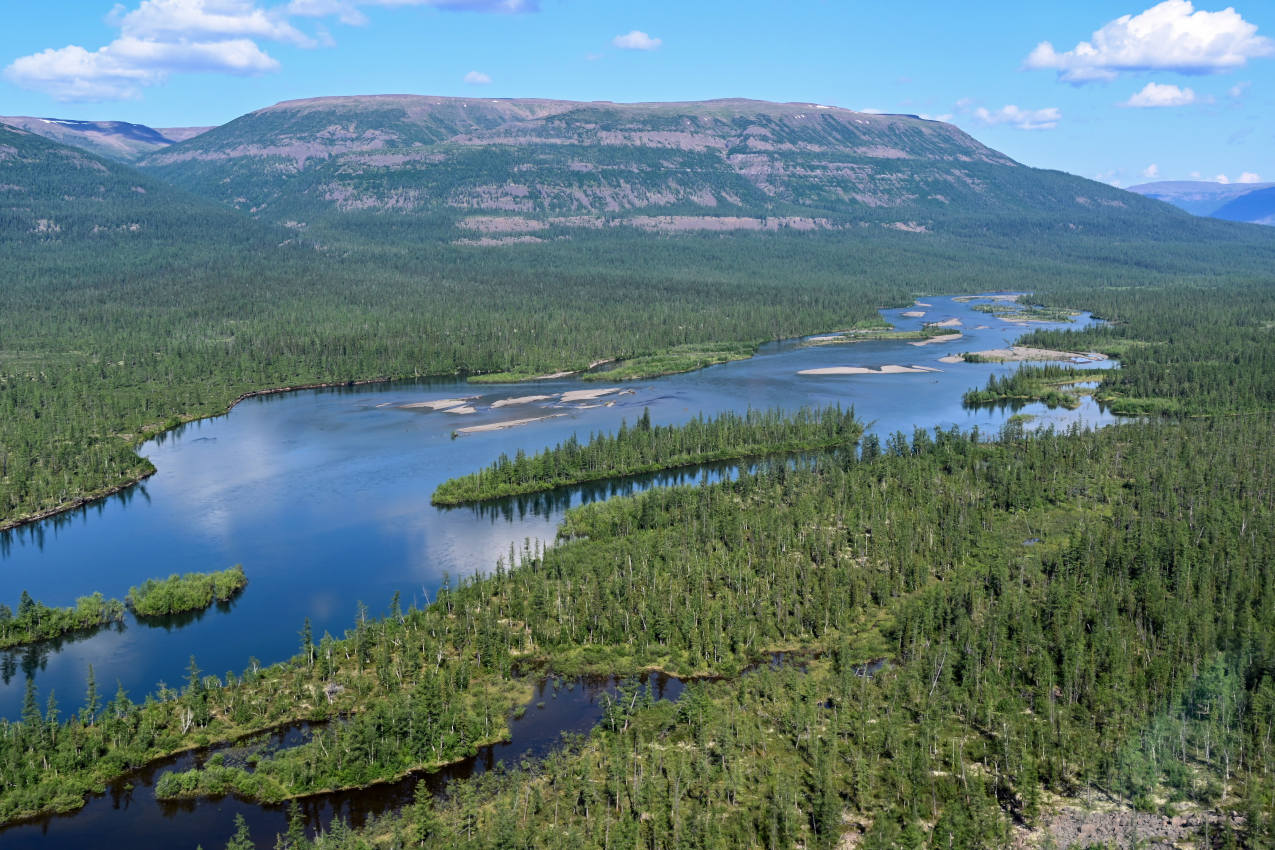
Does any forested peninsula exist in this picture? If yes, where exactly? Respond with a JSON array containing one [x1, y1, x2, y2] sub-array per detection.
[[431, 406, 862, 505]]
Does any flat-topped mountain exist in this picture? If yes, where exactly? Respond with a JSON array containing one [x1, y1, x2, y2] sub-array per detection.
[[0, 115, 211, 162], [136, 95, 1182, 240]]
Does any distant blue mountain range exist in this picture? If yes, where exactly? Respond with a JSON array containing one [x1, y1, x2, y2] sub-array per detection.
[[1128, 180, 1275, 225]]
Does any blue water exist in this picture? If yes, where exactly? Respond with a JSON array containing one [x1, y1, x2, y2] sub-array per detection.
[[0, 295, 1116, 722]]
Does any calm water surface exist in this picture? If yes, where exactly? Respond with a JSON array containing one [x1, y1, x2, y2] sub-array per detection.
[[0, 295, 1116, 723]]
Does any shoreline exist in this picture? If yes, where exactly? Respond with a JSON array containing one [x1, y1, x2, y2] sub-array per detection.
[[0, 377, 397, 535]]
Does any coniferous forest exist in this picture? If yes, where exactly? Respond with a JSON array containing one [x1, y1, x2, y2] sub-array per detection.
[[3, 109, 1275, 849]]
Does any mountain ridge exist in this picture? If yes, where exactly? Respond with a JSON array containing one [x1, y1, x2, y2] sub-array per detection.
[[0, 115, 212, 162], [1128, 179, 1275, 222]]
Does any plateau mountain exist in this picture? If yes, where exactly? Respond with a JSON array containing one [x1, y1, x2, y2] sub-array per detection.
[[133, 95, 1201, 243]]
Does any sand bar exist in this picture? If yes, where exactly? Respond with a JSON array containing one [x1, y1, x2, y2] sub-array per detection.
[[910, 333, 963, 347], [401, 396, 479, 410], [938, 355, 965, 364], [444, 405, 477, 414], [915, 301, 933, 307], [457, 414, 567, 434], [561, 387, 624, 403], [929, 317, 962, 328], [901, 311, 926, 318], [799, 365, 941, 376], [970, 346, 1108, 362], [491, 394, 555, 408], [807, 334, 845, 342]]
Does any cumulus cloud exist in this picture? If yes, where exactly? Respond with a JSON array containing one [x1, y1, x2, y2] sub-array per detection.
[[463, 69, 491, 84], [613, 30, 662, 51], [1238, 171, 1262, 183], [5, 0, 537, 101], [1121, 81, 1197, 107], [1215, 173, 1231, 183], [971, 104, 1062, 130], [113, 0, 312, 44], [1143, 163, 1160, 178], [1026, 0, 1274, 83]]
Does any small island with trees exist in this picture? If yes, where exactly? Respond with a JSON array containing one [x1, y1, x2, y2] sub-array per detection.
[[431, 406, 863, 505], [0, 566, 247, 650]]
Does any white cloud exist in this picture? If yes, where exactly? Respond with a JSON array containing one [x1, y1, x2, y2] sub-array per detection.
[[613, 30, 662, 51], [1143, 163, 1160, 178], [5, 35, 280, 101], [1026, 0, 1274, 83], [115, 0, 312, 45], [971, 104, 1061, 130], [1121, 81, 1197, 107], [1238, 171, 1262, 183], [463, 69, 491, 84], [1094, 169, 1124, 187], [6, 0, 538, 101], [1229, 80, 1251, 97], [1215, 173, 1231, 183]]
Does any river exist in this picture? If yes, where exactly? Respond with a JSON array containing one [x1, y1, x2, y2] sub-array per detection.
[[0, 295, 1115, 844]]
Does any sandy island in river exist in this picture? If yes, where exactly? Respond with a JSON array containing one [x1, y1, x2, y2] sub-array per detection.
[[444, 405, 477, 414], [901, 311, 926, 318], [401, 396, 479, 410], [910, 333, 963, 347], [491, 394, 554, 408], [915, 302, 932, 307], [560, 387, 625, 403], [799, 365, 941, 375], [457, 414, 567, 434], [938, 355, 965, 364], [929, 317, 962, 328], [969, 346, 1108, 362]]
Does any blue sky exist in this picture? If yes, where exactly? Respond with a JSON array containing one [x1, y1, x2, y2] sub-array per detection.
[[2, 0, 1273, 186]]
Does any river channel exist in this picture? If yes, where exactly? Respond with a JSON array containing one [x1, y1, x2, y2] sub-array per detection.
[[0, 295, 1116, 845]]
